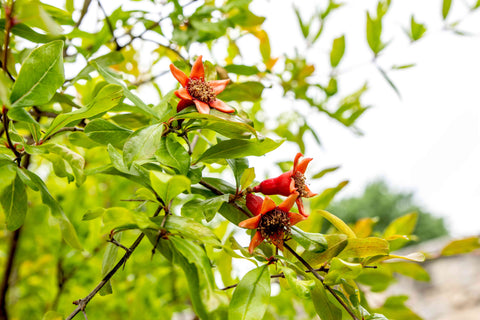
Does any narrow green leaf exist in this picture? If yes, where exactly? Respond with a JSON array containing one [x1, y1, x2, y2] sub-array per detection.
[[386, 262, 430, 282], [377, 66, 401, 98], [181, 195, 229, 222], [312, 166, 340, 179], [312, 285, 342, 320], [155, 135, 190, 174], [442, 0, 452, 19], [294, 6, 310, 39], [228, 265, 270, 320], [99, 233, 122, 296], [409, 15, 427, 41], [290, 226, 327, 253], [324, 258, 363, 285], [10, 40, 64, 107], [281, 266, 315, 299], [21, 169, 82, 249], [93, 61, 159, 118], [197, 138, 284, 163], [339, 237, 389, 259], [317, 209, 357, 238], [123, 124, 163, 168], [310, 180, 349, 210], [441, 236, 480, 256], [7, 107, 41, 142], [227, 158, 249, 190], [366, 13, 383, 55], [0, 174, 27, 230], [217, 81, 265, 102], [84, 119, 132, 150], [240, 167, 255, 191], [384, 212, 418, 238], [74, 51, 125, 81], [42, 144, 85, 186], [330, 35, 345, 68], [301, 235, 348, 267], [224, 64, 260, 76], [0, 21, 65, 43], [43, 84, 123, 139]]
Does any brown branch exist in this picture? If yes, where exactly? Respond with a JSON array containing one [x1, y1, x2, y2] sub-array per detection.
[[2, 2, 15, 76], [97, 0, 120, 50], [2, 107, 22, 166], [0, 228, 21, 320], [65, 204, 163, 320], [283, 243, 359, 320], [41, 127, 84, 143], [75, 0, 92, 27]]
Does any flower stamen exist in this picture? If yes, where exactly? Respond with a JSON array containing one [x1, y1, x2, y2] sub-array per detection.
[[293, 171, 308, 197], [257, 208, 291, 242], [187, 79, 216, 103]]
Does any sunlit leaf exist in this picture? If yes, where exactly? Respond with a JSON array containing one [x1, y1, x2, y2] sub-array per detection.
[[0, 174, 27, 230], [441, 236, 480, 256]]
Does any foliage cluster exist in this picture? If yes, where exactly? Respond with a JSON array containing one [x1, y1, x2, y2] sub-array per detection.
[[1, 1, 480, 320]]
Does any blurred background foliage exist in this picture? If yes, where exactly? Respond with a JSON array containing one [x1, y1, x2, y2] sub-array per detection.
[[1, 0, 479, 319]]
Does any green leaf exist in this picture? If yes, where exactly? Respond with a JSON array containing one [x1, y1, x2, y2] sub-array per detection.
[[312, 285, 342, 320], [224, 64, 260, 76], [175, 111, 257, 139], [441, 236, 480, 256], [386, 262, 430, 282], [228, 265, 270, 320], [150, 171, 190, 203], [366, 13, 384, 55], [123, 124, 163, 168], [197, 138, 284, 163], [312, 166, 340, 179], [181, 195, 229, 222], [155, 135, 190, 174], [384, 212, 417, 250], [302, 235, 348, 267], [99, 233, 122, 296], [7, 107, 41, 142], [43, 84, 123, 140], [0, 21, 65, 43], [290, 226, 327, 253], [281, 266, 315, 299], [240, 167, 255, 191], [84, 119, 132, 150], [0, 174, 27, 230], [42, 144, 85, 186], [93, 61, 159, 118], [153, 215, 222, 247], [310, 180, 349, 210], [317, 209, 357, 238], [377, 66, 401, 98], [324, 258, 363, 285], [294, 6, 310, 39], [217, 81, 265, 102], [409, 15, 427, 41], [339, 237, 389, 259], [330, 35, 345, 68], [10, 40, 64, 107], [0, 71, 12, 108], [21, 169, 82, 250], [442, 0, 452, 19], [227, 158, 249, 190], [74, 51, 125, 81]]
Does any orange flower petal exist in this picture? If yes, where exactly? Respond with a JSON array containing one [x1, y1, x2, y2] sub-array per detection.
[[296, 157, 313, 174], [296, 198, 309, 217], [177, 99, 194, 112], [278, 192, 299, 212], [239, 214, 262, 229], [190, 55, 205, 79], [210, 99, 235, 113], [288, 211, 306, 225], [270, 234, 284, 250], [259, 196, 277, 215], [170, 64, 188, 87], [193, 99, 210, 114], [248, 231, 265, 254], [293, 153, 303, 173], [304, 185, 318, 198], [208, 79, 229, 95], [175, 88, 192, 100]]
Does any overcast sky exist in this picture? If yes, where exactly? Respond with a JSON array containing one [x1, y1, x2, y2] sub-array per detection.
[[250, 0, 480, 237]]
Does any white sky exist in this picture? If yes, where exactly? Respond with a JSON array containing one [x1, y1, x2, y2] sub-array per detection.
[[73, 0, 480, 237], [250, 0, 480, 237]]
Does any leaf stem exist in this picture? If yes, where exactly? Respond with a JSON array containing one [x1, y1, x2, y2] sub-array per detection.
[[2, 106, 22, 166], [0, 227, 21, 320]]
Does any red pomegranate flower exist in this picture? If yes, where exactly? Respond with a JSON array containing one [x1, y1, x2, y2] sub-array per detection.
[[239, 192, 306, 254], [253, 153, 317, 217], [169, 56, 234, 114]]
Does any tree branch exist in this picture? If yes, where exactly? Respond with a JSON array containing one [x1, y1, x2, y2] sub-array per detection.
[[65, 204, 163, 320], [283, 243, 359, 320], [2, 107, 22, 166], [97, 0, 120, 50], [0, 228, 21, 320]]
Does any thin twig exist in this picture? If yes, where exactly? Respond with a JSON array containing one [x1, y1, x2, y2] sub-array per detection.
[[65, 204, 163, 320], [40, 127, 84, 143], [2, 1, 15, 75], [75, 0, 92, 27], [199, 180, 251, 218], [283, 243, 359, 320], [97, 0, 120, 50], [2, 107, 22, 166], [0, 228, 21, 320]]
